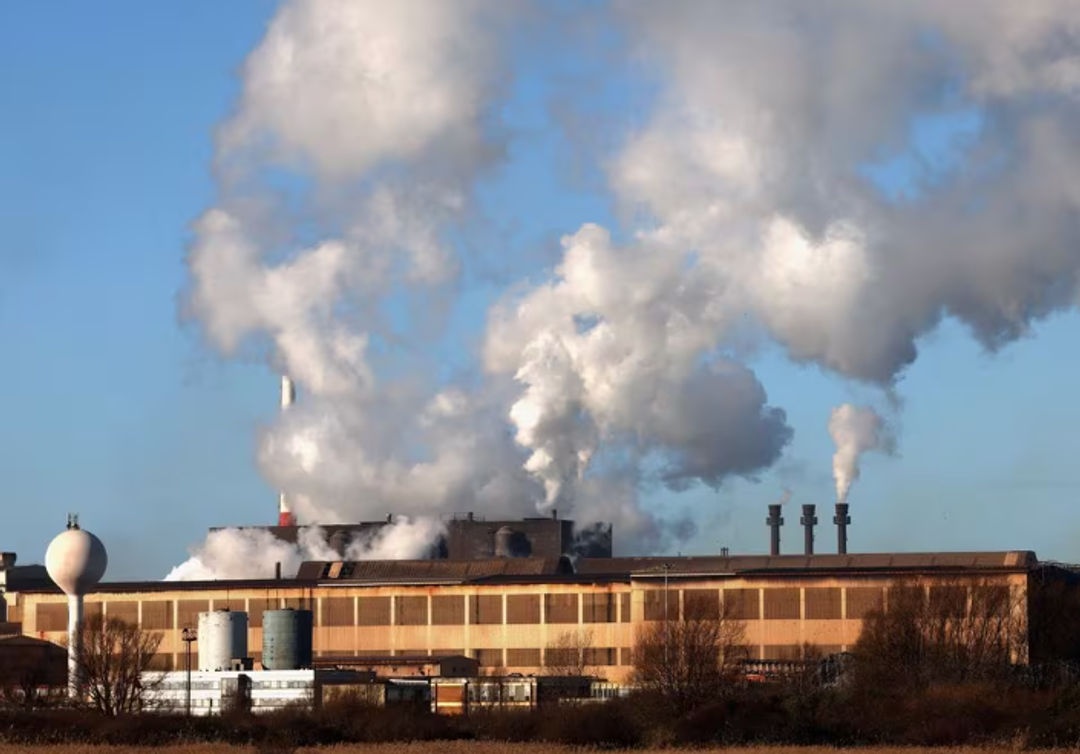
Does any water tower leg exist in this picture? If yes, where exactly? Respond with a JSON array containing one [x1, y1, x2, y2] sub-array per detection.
[[67, 594, 83, 698]]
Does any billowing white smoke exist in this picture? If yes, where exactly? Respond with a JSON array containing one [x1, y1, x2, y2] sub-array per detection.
[[828, 405, 892, 504], [485, 224, 793, 541], [181, 0, 1080, 569], [348, 517, 447, 561], [165, 526, 336, 581], [165, 518, 446, 580], [181, 0, 532, 576], [605, 0, 1080, 384]]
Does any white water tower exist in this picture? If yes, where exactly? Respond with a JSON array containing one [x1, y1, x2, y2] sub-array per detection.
[[45, 514, 107, 697]]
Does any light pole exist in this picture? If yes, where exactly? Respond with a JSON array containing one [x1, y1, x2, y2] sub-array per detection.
[[181, 627, 197, 716]]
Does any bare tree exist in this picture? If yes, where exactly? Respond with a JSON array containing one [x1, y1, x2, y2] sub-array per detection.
[[633, 597, 746, 710], [853, 578, 1024, 689], [544, 629, 595, 676], [73, 614, 163, 716]]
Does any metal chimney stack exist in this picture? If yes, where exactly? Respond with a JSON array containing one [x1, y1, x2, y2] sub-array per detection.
[[800, 504, 817, 556], [278, 375, 297, 527], [834, 502, 851, 555], [766, 504, 783, 556]]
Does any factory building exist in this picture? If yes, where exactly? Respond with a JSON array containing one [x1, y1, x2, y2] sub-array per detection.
[[4, 550, 1057, 685]]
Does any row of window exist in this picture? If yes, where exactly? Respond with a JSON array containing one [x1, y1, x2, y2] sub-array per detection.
[[39, 585, 1000, 632]]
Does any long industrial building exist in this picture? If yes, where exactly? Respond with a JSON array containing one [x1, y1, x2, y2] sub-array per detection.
[[5, 547, 1070, 685]]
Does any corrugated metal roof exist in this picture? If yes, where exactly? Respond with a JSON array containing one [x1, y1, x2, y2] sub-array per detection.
[[298, 557, 572, 582], [574, 551, 1038, 577], [9, 551, 1038, 594]]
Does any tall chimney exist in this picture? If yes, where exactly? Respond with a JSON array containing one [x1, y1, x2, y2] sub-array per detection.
[[800, 504, 817, 556], [834, 503, 850, 555], [766, 504, 783, 556], [277, 376, 297, 527]]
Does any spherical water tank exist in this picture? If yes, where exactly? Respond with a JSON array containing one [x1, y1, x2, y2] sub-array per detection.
[[45, 524, 107, 596], [197, 610, 248, 671], [262, 609, 313, 670]]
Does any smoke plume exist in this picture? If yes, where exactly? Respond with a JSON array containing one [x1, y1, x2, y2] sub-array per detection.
[[828, 405, 892, 504], [179, 0, 1080, 572], [165, 518, 446, 580]]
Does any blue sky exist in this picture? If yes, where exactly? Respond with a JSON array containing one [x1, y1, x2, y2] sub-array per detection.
[[3, 2, 1080, 579]]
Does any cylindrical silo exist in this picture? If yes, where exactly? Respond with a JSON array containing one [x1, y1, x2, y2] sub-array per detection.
[[494, 526, 516, 558], [197, 610, 248, 671], [262, 609, 313, 670]]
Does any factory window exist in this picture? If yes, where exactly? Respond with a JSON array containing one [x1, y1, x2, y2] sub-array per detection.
[[506, 594, 540, 624], [724, 589, 761, 621], [245, 599, 274, 627], [804, 588, 842, 620], [763, 588, 801, 620], [643, 589, 676, 621], [683, 589, 720, 620], [618, 647, 633, 666], [322, 597, 354, 627], [357, 597, 391, 626], [584, 647, 617, 666], [282, 597, 311, 611], [106, 600, 138, 625], [394, 596, 428, 626], [544, 593, 579, 624], [845, 587, 884, 619], [763, 644, 803, 660], [582, 593, 615, 623], [147, 653, 173, 671], [85, 602, 103, 621], [36, 603, 67, 632], [506, 648, 541, 667], [972, 585, 1012, 615], [432, 595, 465, 625], [177, 600, 209, 630], [469, 595, 502, 625], [142, 601, 173, 630], [545, 647, 578, 668], [929, 586, 968, 618], [619, 592, 631, 623], [475, 648, 504, 667]]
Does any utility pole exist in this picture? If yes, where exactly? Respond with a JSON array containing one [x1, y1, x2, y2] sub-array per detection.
[[181, 627, 197, 716]]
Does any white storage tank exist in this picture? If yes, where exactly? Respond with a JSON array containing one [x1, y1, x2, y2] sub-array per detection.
[[197, 610, 248, 671]]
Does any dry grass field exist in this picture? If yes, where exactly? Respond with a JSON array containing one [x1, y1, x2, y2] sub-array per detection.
[[0, 745, 1070, 754]]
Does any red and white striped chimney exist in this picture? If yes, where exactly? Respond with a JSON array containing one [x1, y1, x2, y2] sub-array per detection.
[[277, 375, 296, 527]]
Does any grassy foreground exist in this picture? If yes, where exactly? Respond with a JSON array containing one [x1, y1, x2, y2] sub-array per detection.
[[0, 746, 1071, 754]]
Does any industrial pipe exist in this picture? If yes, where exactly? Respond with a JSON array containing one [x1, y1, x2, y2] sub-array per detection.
[[834, 502, 851, 555], [800, 504, 817, 556], [766, 504, 784, 556]]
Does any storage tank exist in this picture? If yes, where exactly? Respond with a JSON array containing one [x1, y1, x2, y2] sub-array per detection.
[[197, 610, 248, 671], [262, 608, 313, 670], [494, 526, 516, 557]]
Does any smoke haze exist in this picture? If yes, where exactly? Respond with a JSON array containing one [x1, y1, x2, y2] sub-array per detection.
[[177, 0, 1080, 575]]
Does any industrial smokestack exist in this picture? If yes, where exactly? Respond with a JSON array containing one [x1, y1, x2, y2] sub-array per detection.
[[766, 504, 783, 556], [278, 375, 297, 527], [834, 502, 850, 555], [800, 504, 817, 556]]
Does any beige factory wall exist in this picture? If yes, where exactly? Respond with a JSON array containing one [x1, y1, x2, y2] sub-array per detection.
[[14, 571, 1029, 683]]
